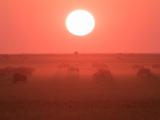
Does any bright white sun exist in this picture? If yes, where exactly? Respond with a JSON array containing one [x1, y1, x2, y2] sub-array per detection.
[[65, 9, 95, 36]]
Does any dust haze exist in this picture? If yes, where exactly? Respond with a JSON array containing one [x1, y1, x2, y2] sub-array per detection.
[[0, 54, 160, 120]]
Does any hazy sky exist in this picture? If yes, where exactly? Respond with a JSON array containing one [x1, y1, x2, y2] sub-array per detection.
[[0, 0, 160, 53]]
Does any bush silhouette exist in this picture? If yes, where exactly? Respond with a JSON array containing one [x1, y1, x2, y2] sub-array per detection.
[[136, 67, 154, 81], [13, 73, 28, 83], [92, 68, 113, 84], [0, 66, 34, 83]]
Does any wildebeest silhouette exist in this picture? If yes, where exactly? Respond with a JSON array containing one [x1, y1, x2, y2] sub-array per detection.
[[92, 68, 113, 84]]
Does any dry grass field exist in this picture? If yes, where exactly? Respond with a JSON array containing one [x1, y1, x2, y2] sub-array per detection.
[[0, 54, 160, 120]]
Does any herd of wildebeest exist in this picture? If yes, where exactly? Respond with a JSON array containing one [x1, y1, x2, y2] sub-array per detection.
[[0, 63, 160, 84]]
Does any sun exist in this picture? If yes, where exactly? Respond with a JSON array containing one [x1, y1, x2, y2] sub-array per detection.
[[65, 9, 95, 36]]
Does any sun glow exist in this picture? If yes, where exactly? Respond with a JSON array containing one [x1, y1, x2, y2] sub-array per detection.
[[65, 9, 95, 36]]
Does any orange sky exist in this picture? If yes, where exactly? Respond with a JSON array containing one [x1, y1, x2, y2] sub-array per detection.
[[0, 0, 160, 54]]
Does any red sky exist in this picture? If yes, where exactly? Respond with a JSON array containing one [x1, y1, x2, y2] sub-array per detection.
[[0, 0, 160, 54]]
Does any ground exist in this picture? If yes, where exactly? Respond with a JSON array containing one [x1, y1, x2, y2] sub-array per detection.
[[0, 54, 160, 120]]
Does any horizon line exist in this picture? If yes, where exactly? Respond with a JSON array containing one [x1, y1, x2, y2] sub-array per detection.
[[0, 52, 160, 55]]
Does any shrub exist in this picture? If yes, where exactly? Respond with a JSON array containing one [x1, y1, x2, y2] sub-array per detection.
[[137, 68, 154, 81], [92, 68, 113, 84], [0, 66, 34, 83], [12, 72, 28, 83]]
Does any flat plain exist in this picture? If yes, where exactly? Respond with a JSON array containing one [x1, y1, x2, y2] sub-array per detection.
[[0, 54, 160, 120]]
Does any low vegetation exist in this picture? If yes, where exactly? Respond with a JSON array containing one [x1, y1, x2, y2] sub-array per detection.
[[136, 67, 156, 81], [92, 68, 113, 84], [0, 66, 34, 83]]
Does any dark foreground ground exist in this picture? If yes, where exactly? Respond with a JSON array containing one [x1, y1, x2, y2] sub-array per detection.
[[0, 54, 160, 120], [0, 81, 160, 120]]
